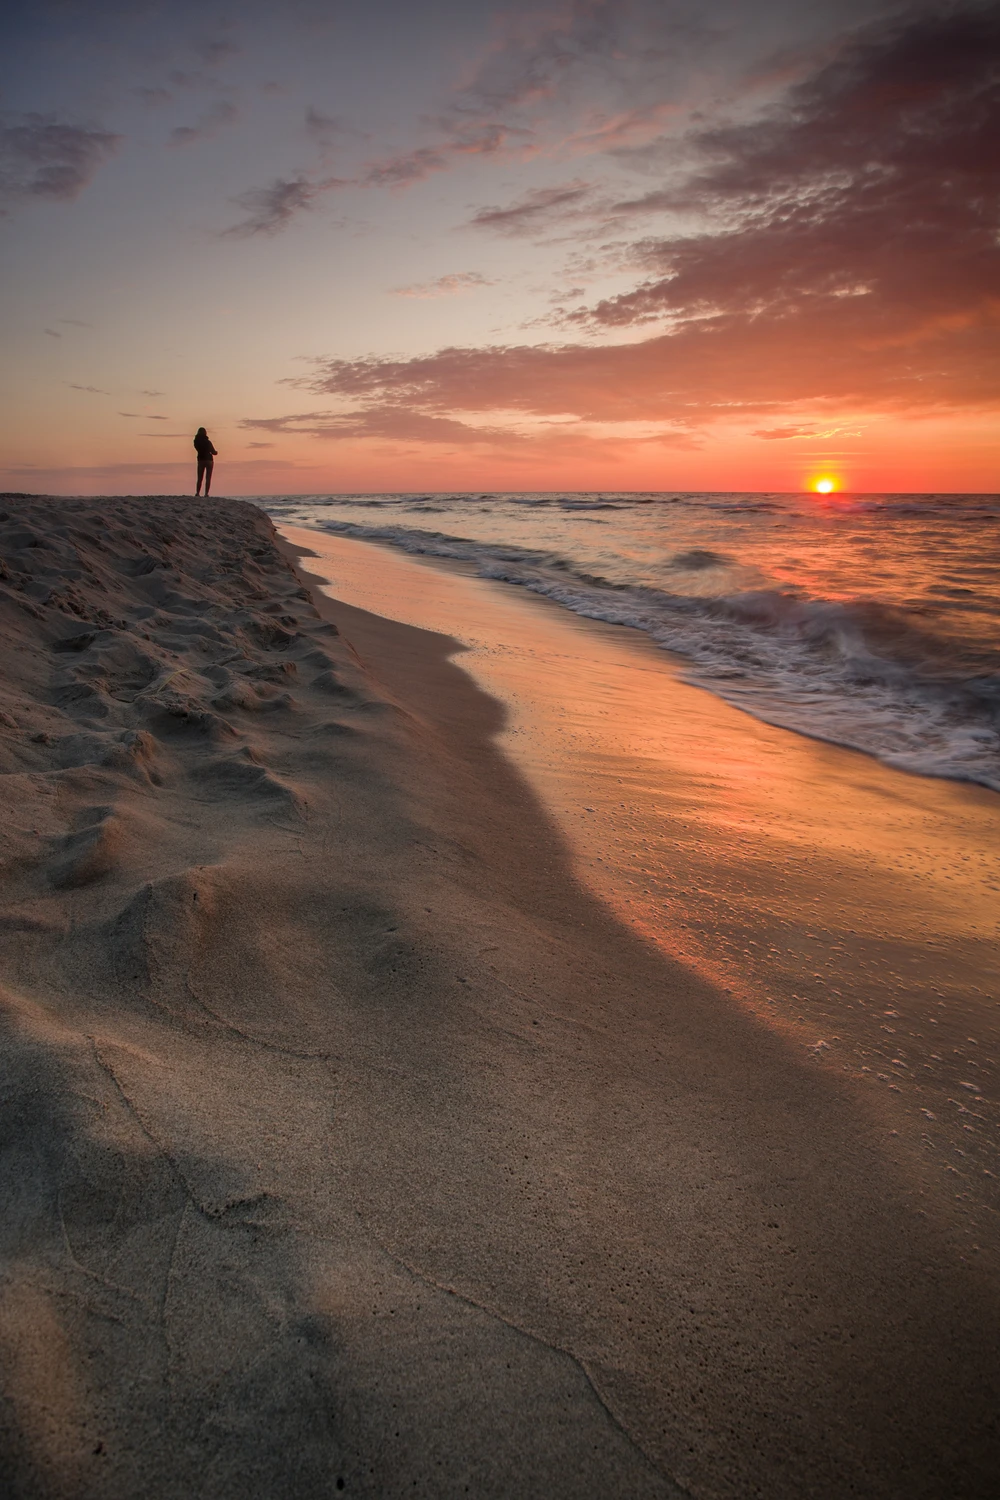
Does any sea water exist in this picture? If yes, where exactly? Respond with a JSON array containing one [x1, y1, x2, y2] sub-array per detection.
[[261, 491, 1000, 794]]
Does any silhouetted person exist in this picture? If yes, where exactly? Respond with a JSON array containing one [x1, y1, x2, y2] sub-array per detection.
[[193, 427, 217, 496]]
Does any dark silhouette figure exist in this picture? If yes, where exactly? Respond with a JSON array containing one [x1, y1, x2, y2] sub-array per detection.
[[193, 428, 217, 496]]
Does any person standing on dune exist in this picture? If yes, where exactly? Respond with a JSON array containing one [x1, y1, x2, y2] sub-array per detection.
[[193, 427, 217, 497]]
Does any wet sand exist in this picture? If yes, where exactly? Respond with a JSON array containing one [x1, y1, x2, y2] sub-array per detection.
[[0, 498, 997, 1499]]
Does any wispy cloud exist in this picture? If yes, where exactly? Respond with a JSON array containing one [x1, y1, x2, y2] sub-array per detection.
[[391, 271, 497, 299], [361, 145, 451, 188], [0, 114, 120, 210], [222, 175, 329, 237], [467, 181, 593, 235], [140, 389, 164, 397], [226, 0, 719, 249], [359, 119, 526, 189], [752, 424, 865, 441], [240, 407, 526, 448], [451, 1, 722, 132], [223, 115, 528, 237], [66, 382, 110, 395], [119, 412, 168, 420], [452, 0, 641, 113], [751, 424, 820, 440], [45, 315, 92, 336]]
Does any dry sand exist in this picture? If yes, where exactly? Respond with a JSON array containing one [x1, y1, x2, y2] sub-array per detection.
[[0, 496, 997, 1499]]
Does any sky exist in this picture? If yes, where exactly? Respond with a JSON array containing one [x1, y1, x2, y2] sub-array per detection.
[[1, 0, 997, 495]]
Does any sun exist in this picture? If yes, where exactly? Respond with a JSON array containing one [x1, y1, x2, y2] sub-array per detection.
[[814, 477, 837, 494]]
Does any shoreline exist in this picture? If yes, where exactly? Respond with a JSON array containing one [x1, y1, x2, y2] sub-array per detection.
[[262, 491, 1000, 800], [0, 497, 997, 1498], [282, 526, 1000, 1212]]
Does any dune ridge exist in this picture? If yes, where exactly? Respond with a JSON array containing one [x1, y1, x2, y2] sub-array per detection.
[[0, 497, 997, 1499]]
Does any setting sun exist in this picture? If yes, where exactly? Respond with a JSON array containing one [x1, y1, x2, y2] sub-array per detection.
[[814, 478, 837, 494]]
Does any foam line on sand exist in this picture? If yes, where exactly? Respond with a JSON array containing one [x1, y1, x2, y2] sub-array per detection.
[[0, 496, 996, 1499]]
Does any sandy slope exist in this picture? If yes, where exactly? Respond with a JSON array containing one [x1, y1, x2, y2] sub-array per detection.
[[0, 497, 996, 1499]]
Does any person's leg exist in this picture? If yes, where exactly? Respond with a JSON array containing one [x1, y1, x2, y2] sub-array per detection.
[[196, 457, 206, 495], [204, 459, 213, 497]]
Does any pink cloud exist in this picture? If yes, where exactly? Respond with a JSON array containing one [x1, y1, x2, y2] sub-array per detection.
[[466, 180, 594, 235], [391, 271, 497, 299]]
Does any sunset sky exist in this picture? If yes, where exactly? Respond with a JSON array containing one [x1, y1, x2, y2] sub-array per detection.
[[2, 0, 997, 495]]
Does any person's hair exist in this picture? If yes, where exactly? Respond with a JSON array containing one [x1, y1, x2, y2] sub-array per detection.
[[195, 426, 207, 437]]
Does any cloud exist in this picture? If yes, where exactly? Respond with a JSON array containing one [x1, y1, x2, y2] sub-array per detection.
[[287, 343, 687, 425], [120, 412, 168, 419], [257, 0, 723, 229], [293, 283, 998, 430], [45, 316, 91, 336], [169, 99, 237, 146], [358, 122, 519, 189], [246, 441, 274, 448], [751, 424, 819, 439], [453, 0, 649, 113], [751, 423, 865, 440], [449, 0, 735, 136], [222, 175, 323, 236], [580, 4, 1000, 337], [140, 389, 164, 397], [223, 118, 522, 236], [363, 3, 982, 423], [240, 407, 522, 447], [0, 114, 120, 209], [66, 382, 110, 395], [391, 271, 496, 299], [238, 402, 700, 463], [361, 145, 450, 188], [467, 180, 593, 235]]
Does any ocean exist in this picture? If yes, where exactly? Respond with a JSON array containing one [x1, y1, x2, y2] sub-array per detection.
[[261, 490, 1000, 794]]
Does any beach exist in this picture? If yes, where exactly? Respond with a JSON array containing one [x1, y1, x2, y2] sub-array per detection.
[[1, 495, 998, 1499]]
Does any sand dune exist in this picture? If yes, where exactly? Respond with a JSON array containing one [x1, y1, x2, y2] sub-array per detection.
[[0, 497, 997, 1499]]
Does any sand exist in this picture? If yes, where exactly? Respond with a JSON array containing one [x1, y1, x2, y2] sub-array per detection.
[[0, 496, 997, 1499]]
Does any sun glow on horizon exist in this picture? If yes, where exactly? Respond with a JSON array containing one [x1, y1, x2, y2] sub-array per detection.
[[813, 477, 837, 494]]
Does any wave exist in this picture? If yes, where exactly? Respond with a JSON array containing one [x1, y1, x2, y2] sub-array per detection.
[[309, 518, 1000, 792]]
